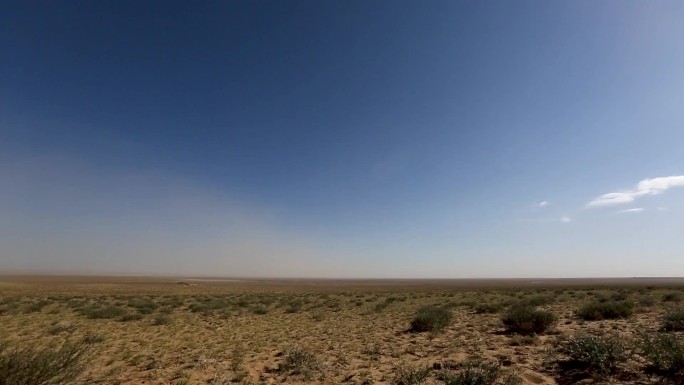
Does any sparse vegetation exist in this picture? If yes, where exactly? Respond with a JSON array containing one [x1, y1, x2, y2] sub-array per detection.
[[24, 300, 49, 314], [250, 305, 269, 315], [558, 335, 629, 376], [152, 314, 171, 325], [0, 339, 89, 385], [501, 304, 555, 335], [278, 347, 322, 380], [519, 295, 553, 307], [663, 292, 683, 303], [637, 295, 656, 307], [440, 361, 521, 385], [2, 279, 683, 384], [393, 364, 431, 385], [662, 309, 684, 331], [473, 302, 506, 314], [79, 305, 128, 319], [639, 333, 684, 379], [118, 312, 144, 322], [46, 322, 76, 335], [575, 300, 633, 321], [410, 306, 452, 333]]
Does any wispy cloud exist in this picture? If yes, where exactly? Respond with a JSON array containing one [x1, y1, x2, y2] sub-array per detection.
[[538, 201, 550, 208], [560, 216, 572, 223], [617, 208, 644, 214], [587, 176, 684, 207]]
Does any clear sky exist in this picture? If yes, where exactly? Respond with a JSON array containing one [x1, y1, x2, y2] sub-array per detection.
[[2, 1, 684, 278]]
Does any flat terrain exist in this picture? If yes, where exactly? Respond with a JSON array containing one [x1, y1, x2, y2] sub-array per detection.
[[1, 276, 684, 384]]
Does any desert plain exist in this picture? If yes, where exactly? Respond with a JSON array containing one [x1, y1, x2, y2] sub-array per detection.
[[1, 275, 684, 385]]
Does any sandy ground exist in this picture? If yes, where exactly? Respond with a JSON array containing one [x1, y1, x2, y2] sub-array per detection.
[[1, 275, 683, 384]]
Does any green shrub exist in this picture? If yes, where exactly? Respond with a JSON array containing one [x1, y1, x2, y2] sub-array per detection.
[[82, 334, 105, 344], [284, 301, 303, 314], [159, 296, 184, 308], [663, 292, 683, 303], [46, 322, 76, 336], [440, 361, 521, 385], [473, 303, 506, 314], [501, 305, 555, 335], [610, 291, 630, 302], [80, 305, 128, 319], [639, 333, 684, 378], [410, 306, 452, 333], [118, 313, 144, 322], [251, 306, 269, 315], [575, 301, 633, 321], [278, 347, 322, 380], [0, 300, 21, 315], [520, 295, 553, 307], [637, 295, 656, 307], [24, 300, 50, 314], [393, 364, 431, 385], [373, 301, 390, 312], [558, 335, 628, 376], [187, 298, 229, 315], [663, 309, 684, 332], [126, 298, 158, 314], [508, 335, 537, 346], [0, 340, 89, 385], [188, 303, 211, 314], [152, 314, 171, 325]]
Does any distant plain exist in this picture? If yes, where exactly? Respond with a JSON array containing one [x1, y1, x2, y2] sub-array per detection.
[[1, 275, 684, 384]]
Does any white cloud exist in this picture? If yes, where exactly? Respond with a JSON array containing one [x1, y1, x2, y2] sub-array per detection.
[[560, 216, 572, 223], [617, 208, 644, 214], [587, 176, 684, 207], [538, 201, 550, 208]]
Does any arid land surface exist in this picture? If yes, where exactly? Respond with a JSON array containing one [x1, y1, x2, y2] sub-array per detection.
[[1, 275, 684, 384]]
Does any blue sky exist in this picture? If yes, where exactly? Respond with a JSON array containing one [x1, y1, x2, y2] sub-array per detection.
[[1, 1, 684, 277]]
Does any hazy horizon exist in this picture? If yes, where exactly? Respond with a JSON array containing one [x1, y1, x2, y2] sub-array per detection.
[[2, 1, 684, 278]]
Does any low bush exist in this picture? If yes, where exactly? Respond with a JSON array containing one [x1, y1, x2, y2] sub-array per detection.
[[610, 291, 630, 302], [639, 333, 684, 378], [126, 298, 158, 314], [159, 296, 184, 308], [410, 306, 452, 333], [80, 305, 128, 319], [188, 299, 229, 316], [501, 305, 555, 335], [46, 322, 76, 335], [393, 364, 431, 385], [440, 361, 521, 385], [663, 292, 683, 303], [24, 300, 50, 314], [0, 339, 89, 384], [520, 295, 553, 307], [575, 301, 633, 321], [558, 335, 629, 376], [473, 303, 506, 314], [82, 334, 105, 344], [637, 295, 656, 307], [152, 314, 171, 325], [250, 306, 269, 315], [284, 301, 303, 313], [118, 313, 144, 322], [508, 335, 537, 346], [662, 309, 684, 332], [278, 347, 322, 380]]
